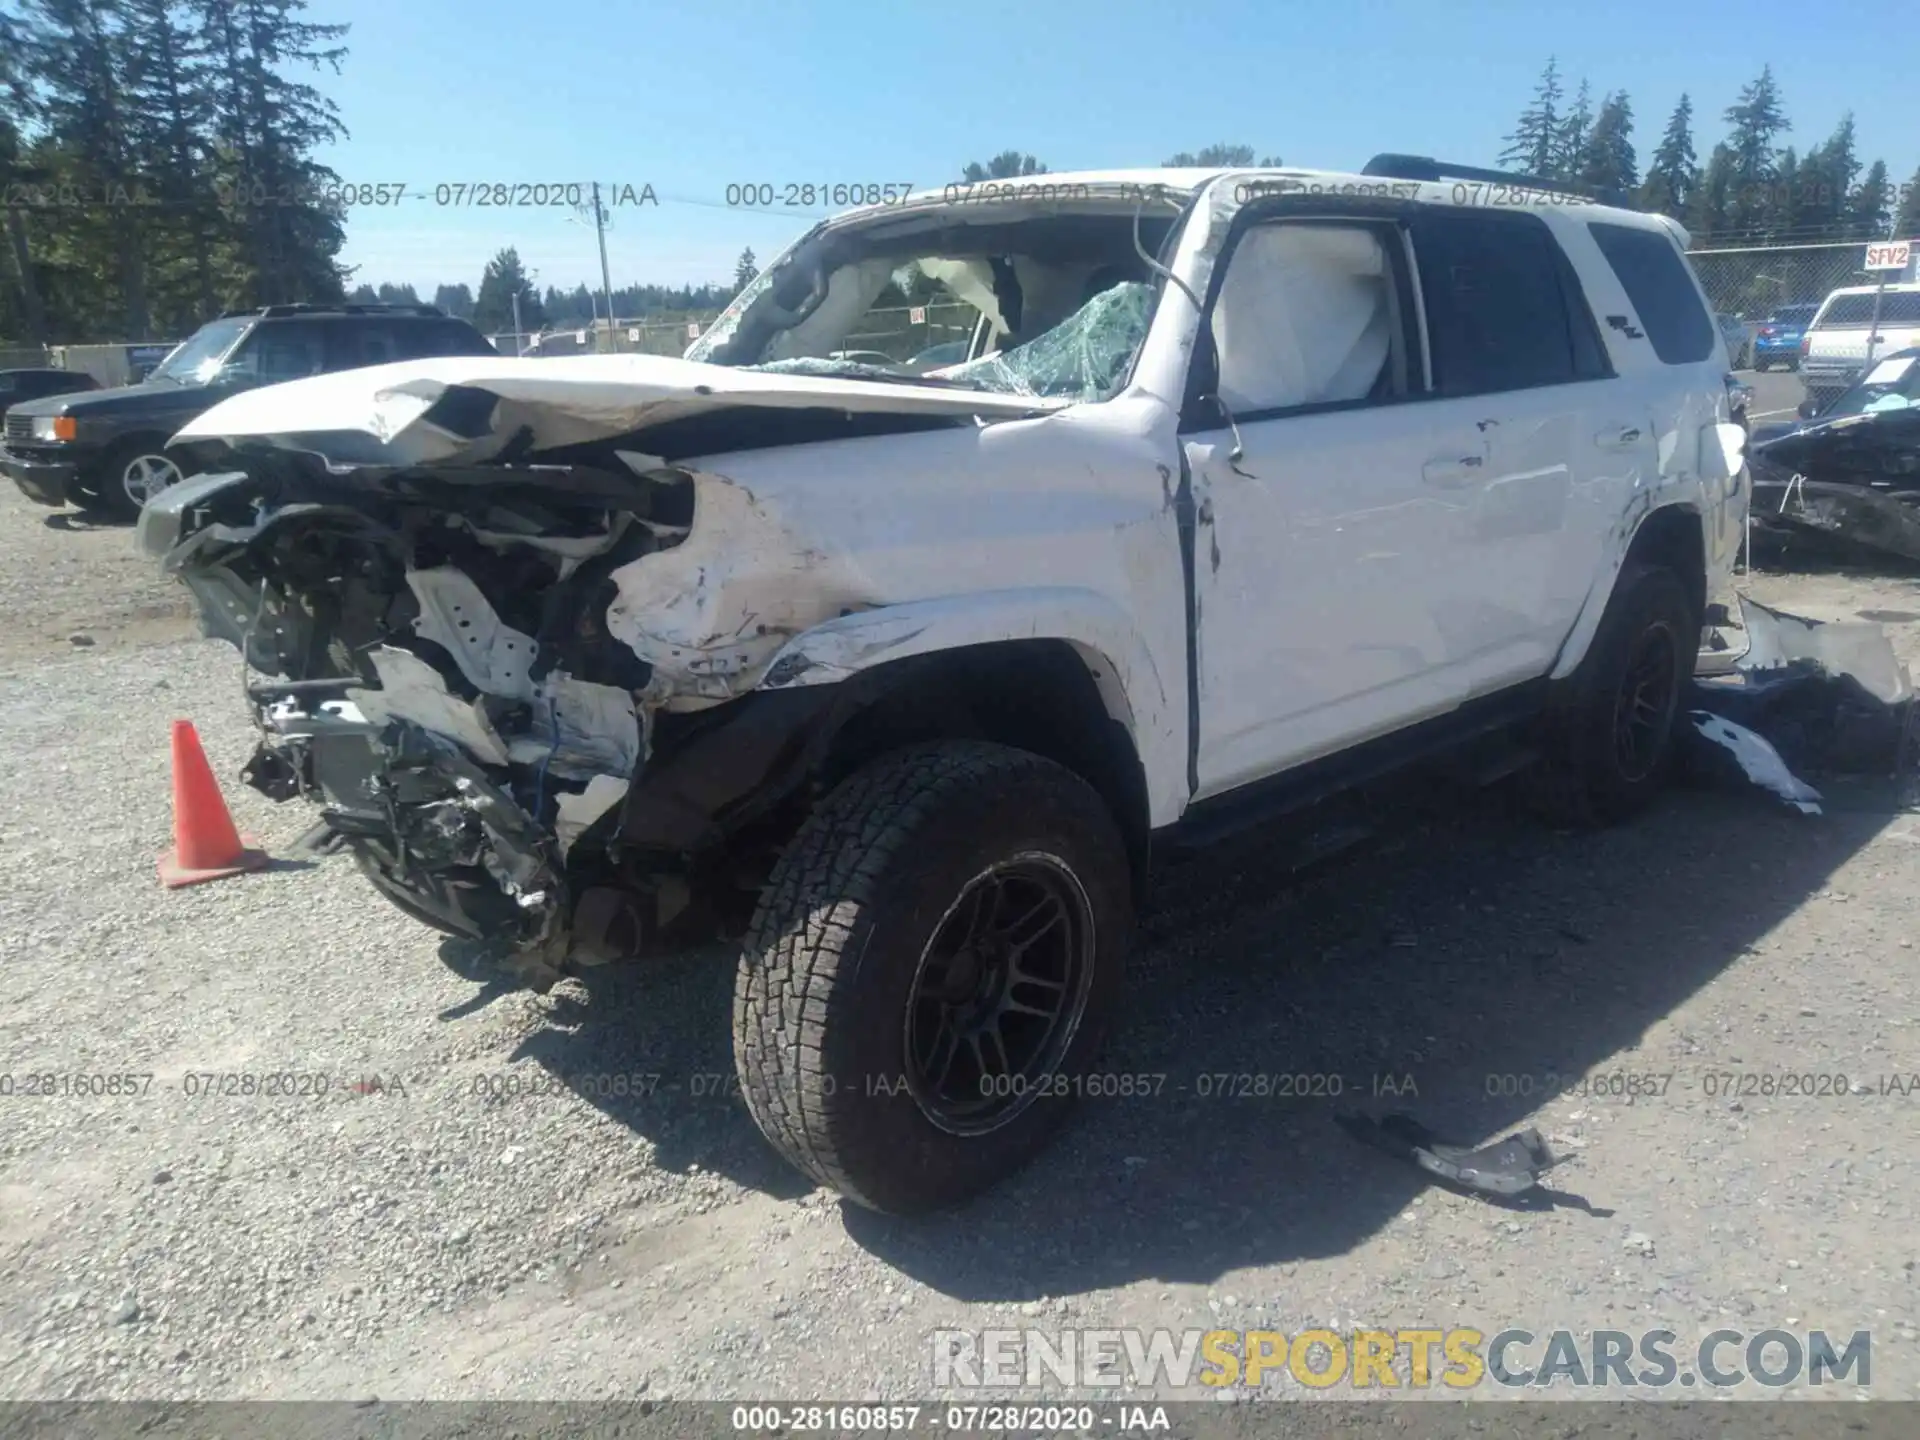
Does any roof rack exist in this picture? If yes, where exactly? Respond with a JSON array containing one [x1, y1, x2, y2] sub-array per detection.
[[1360, 154, 1627, 209], [217, 302, 448, 320]]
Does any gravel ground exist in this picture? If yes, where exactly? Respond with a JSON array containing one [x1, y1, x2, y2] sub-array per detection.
[[2, 480, 1919, 1406]]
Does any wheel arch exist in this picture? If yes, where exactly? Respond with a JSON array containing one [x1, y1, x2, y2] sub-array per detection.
[[1549, 500, 1706, 682], [622, 627, 1157, 900]]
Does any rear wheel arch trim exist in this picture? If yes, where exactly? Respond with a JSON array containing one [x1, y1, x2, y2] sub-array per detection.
[[1549, 501, 1707, 683]]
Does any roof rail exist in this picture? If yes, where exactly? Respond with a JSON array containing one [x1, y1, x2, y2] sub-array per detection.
[[218, 302, 449, 320], [1360, 154, 1627, 209]]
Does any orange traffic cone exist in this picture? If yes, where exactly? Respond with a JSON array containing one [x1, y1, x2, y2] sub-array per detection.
[[158, 720, 270, 888]]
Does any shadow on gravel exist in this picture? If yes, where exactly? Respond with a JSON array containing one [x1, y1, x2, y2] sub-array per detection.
[[838, 772, 1905, 1298], [41, 510, 126, 532], [489, 940, 817, 1204], [475, 749, 1905, 1291]]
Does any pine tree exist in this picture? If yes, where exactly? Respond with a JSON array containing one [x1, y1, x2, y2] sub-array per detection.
[[1721, 65, 1789, 234], [22, 0, 153, 336], [1553, 79, 1592, 180], [1894, 164, 1920, 240], [1848, 160, 1892, 240], [1500, 57, 1563, 175], [122, 0, 220, 327], [195, 0, 350, 306], [733, 246, 758, 292], [432, 282, 473, 319], [0, 7, 49, 342], [472, 246, 541, 334], [1639, 94, 1696, 220], [1686, 144, 1735, 244], [1579, 92, 1638, 193]]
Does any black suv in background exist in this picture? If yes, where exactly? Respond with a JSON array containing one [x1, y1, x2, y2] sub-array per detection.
[[1, 303, 497, 518]]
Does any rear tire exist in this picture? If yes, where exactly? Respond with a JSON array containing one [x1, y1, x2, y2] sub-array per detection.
[[733, 741, 1131, 1214], [1524, 563, 1698, 828]]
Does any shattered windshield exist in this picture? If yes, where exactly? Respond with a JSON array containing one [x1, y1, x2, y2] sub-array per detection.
[[683, 206, 1175, 405], [150, 316, 254, 384], [1827, 353, 1920, 418], [933, 281, 1154, 400]]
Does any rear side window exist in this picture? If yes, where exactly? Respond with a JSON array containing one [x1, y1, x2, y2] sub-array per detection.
[[391, 318, 498, 359], [1412, 211, 1598, 395], [326, 318, 497, 371], [1587, 222, 1716, 364], [1816, 292, 1920, 328], [244, 321, 329, 382]]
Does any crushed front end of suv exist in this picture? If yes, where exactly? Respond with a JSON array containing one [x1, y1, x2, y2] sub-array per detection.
[[142, 165, 1746, 1212]]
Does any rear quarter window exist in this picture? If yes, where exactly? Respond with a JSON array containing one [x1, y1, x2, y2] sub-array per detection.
[[1586, 221, 1716, 365], [398, 319, 499, 358]]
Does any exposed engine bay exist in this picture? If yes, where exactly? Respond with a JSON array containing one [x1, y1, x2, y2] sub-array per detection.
[[141, 453, 722, 988]]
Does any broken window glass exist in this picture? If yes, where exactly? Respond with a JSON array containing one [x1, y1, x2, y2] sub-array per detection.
[[935, 281, 1155, 403]]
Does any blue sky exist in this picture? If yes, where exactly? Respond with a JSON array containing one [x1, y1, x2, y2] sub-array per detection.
[[316, 0, 1920, 296]]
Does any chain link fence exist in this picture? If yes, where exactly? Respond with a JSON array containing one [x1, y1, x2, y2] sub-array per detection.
[[1685, 240, 1917, 367]]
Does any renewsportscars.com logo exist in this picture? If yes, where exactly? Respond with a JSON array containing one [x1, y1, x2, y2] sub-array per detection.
[[931, 1326, 1872, 1391]]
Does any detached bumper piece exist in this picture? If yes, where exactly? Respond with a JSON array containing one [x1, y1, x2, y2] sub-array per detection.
[[1336, 1112, 1559, 1197]]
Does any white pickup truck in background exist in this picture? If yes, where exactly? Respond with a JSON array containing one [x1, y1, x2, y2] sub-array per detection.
[[1800, 281, 1920, 411]]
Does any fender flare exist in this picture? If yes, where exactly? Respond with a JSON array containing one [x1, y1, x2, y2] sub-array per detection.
[[755, 586, 1176, 808], [1548, 498, 1705, 682]]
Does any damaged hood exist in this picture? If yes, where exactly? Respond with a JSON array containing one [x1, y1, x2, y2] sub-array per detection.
[[171, 353, 1071, 466]]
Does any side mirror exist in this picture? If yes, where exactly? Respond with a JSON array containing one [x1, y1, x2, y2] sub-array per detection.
[[1796, 398, 1818, 420]]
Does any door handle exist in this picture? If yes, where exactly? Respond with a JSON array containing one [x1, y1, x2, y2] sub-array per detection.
[[1421, 454, 1484, 487], [1595, 424, 1644, 450]]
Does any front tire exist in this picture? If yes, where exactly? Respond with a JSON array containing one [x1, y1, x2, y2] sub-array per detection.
[[733, 741, 1131, 1214], [75, 440, 185, 520], [1525, 563, 1698, 827]]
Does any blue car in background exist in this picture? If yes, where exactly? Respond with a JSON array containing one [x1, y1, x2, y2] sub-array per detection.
[[1752, 303, 1819, 371]]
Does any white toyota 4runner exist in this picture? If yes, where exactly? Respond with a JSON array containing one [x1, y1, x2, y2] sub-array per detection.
[[141, 158, 1748, 1213]]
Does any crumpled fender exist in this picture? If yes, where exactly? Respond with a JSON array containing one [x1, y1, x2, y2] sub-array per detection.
[[754, 586, 1178, 815]]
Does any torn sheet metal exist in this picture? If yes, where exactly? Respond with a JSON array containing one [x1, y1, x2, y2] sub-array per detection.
[[1688, 596, 1915, 782], [507, 676, 643, 779], [554, 775, 630, 857], [1336, 1113, 1560, 1198], [1735, 595, 1911, 706], [170, 353, 1074, 467], [1687, 711, 1825, 813], [347, 647, 511, 767], [603, 466, 873, 705]]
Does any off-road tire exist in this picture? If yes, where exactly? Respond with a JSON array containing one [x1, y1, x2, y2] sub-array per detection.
[[733, 741, 1131, 1214], [1524, 562, 1699, 828]]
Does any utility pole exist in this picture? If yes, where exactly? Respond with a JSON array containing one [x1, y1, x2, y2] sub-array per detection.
[[591, 181, 617, 354], [510, 290, 523, 357]]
